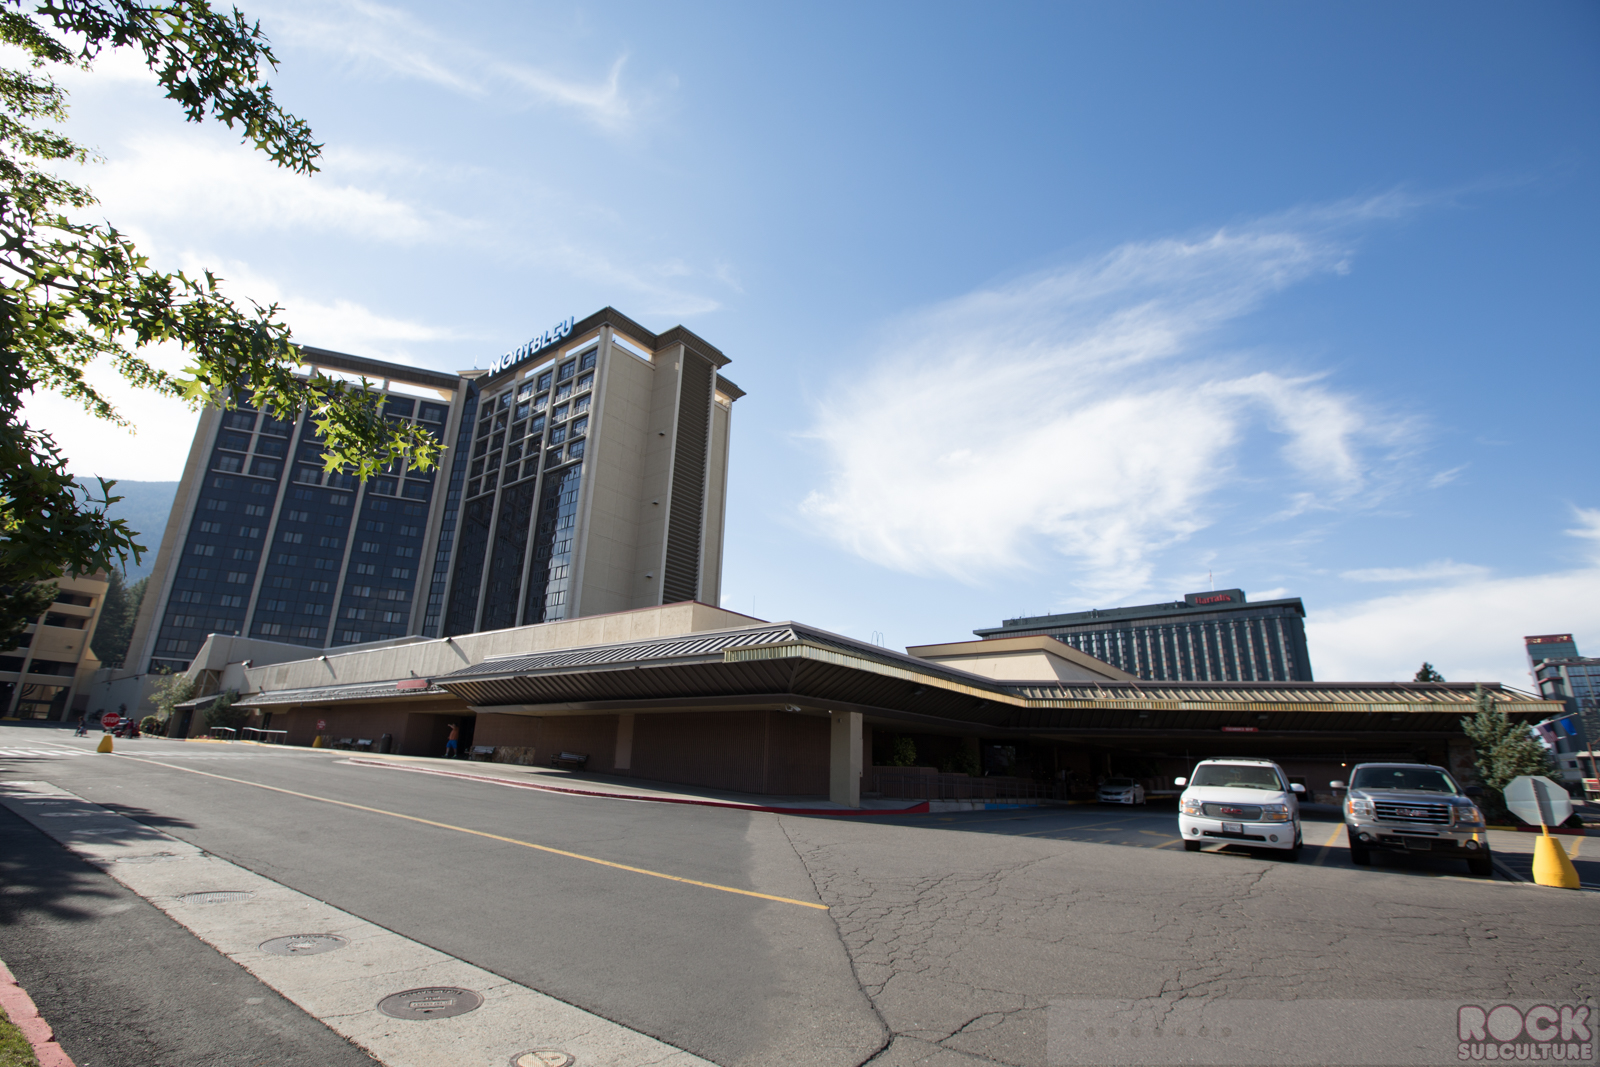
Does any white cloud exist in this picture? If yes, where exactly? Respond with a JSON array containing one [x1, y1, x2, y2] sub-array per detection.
[[1340, 560, 1491, 583], [84, 136, 443, 244], [800, 206, 1407, 600], [261, 0, 636, 128], [1310, 512, 1600, 685]]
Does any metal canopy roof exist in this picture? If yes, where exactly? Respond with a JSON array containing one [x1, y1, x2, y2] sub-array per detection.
[[234, 681, 449, 707], [424, 621, 1553, 738]]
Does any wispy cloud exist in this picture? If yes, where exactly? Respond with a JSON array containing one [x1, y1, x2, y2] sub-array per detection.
[[1310, 510, 1600, 684], [261, 0, 636, 128], [84, 136, 449, 244], [1340, 560, 1490, 583], [800, 201, 1414, 599]]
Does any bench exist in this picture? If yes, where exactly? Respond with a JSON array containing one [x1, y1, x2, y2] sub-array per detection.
[[550, 751, 588, 770], [468, 745, 495, 761], [334, 737, 354, 750], [354, 738, 374, 752]]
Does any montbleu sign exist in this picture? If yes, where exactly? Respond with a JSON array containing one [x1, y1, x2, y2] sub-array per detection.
[[490, 316, 575, 375]]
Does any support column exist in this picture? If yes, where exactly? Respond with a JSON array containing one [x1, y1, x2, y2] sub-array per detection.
[[614, 712, 635, 772], [829, 710, 862, 808]]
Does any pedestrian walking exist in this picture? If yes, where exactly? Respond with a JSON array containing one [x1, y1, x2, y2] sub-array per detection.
[[444, 722, 459, 759]]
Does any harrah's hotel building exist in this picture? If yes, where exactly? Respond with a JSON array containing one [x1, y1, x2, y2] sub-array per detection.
[[124, 307, 743, 676]]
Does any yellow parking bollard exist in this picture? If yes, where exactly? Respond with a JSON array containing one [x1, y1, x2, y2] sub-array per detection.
[[96, 734, 113, 753], [1532, 830, 1581, 889], [312, 735, 324, 748]]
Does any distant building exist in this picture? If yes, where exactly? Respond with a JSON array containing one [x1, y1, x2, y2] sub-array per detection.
[[1527, 634, 1599, 784], [0, 572, 110, 720], [973, 589, 1313, 683]]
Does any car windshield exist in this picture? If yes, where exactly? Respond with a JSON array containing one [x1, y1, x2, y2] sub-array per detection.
[[1102, 778, 1134, 788], [1350, 766, 1457, 793], [1189, 765, 1281, 790]]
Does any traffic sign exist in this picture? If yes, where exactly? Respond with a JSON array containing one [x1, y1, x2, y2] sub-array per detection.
[[317, 719, 327, 731], [1504, 775, 1574, 828], [101, 712, 120, 730]]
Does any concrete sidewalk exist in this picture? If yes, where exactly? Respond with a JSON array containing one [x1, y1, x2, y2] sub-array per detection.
[[333, 751, 1049, 815]]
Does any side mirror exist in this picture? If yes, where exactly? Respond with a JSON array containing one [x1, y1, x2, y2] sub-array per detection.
[[1329, 781, 1346, 790], [1465, 785, 1485, 798], [1173, 777, 1187, 787], [1290, 783, 1306, 794]]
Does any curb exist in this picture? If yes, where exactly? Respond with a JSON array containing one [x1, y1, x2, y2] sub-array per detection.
[[0, 958, 77, 1067], [342, 757, 934, 816], [1486, 825, 1596, 837]]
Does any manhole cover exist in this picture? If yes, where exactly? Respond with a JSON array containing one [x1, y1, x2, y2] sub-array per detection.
[[511, 1051, 576, 1067], [179, 891, 255, 905], [260, 934, 347, 956], [377, 987, 482, 1020]]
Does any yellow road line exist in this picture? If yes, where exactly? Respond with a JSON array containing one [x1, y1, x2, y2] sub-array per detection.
[[1311, 822, 1346, 866], [109, 754, 828, 911], [1568, 835, 1583, 860]]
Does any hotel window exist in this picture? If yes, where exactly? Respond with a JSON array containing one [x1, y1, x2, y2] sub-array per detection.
[[381, 611, 405, 624], [214, 454, 243, 473], [536, 371, 552, 391], [558, 359, 576, 381], [550, 425, 566, 445], [308, 581, 330, 593], [473, 438, 488, 458], [346, 608, 368, 620], [467, 478, 482, 497], [477, 417, 491, 438], [551, 403, 568, 422], [487, 451, 501, 471], [419, 403, 446, 424], [263, 599, 288, 612], [534, 391, 548, 409], [568, 438, 586, 460], [579, 348, 597, 371], [257, 623, 282, 636], [569, 416, 587, 438], [391, 568, 411, 579], [220, 432, 251, 451], [237, 526, 260, 538], [490, 432, 504, 452], [255, 438, 286, 458], [219, 595, 244, 608], [483, 471, 499, 493], [573, 394, 590, 415], [517, 382, 534, 400], [470, 459, 485, 478], [515, 402, 530, 421], [354, 563, 376, 575], [292, 626, 320, 639], [530, 414, 546, 434], [223, 411, 256, 431], [493, 412, 507, 431], [555, 381, 572, 401], [576, 372, 593, 391], [340, 630, 362, 643], [545, 446, 563, 468], [500, 391, 513, 409]]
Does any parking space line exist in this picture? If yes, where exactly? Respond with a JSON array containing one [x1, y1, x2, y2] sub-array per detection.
[[1311, 822, 1345, 866], [104, 753, 830, 910]]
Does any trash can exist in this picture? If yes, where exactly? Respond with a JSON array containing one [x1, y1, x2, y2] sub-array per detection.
[[377, 733, 393, 754]]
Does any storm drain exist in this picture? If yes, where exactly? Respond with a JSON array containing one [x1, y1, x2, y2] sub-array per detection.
[[179, 890, 255, 905], [377, 987, 482, 1020], [260, 934, 347, 956], [511, 1051, 576, 1067]]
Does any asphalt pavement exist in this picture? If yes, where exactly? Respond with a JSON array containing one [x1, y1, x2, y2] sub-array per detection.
[[2, 722, 1597, 1067]]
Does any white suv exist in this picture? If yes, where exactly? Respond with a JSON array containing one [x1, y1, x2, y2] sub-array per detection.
[[1175, 758, 1304, 860]]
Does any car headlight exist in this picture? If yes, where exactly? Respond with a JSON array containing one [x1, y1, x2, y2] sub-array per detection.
[[1181, 797, 1205, 816], [1454, 805, 1485, 827], [1260, 804, 1291, 822], [1346, 797, 1374, 819]]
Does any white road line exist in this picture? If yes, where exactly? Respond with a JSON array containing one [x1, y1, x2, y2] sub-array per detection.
[[0, 780, 710, 1067]]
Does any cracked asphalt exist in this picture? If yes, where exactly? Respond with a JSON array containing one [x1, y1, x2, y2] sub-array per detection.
[[3, 724, 1596, 1067]]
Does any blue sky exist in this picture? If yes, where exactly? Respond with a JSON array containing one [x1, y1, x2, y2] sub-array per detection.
[[25, 1, 1599, 686]]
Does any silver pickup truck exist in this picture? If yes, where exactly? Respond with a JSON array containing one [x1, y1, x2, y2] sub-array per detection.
[[1331, 762, 1492, 877]]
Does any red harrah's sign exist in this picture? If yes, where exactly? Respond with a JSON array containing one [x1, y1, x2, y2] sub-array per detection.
[[1526, 634, 1574, 644], [1194, 594, 1234, 605]]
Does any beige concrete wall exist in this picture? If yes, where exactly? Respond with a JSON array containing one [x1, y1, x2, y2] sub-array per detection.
[[124, 405, 220, 674], [918, 649, 1117, 682], [701, 397, 731, 608], [245, 601, 754, 693], [572, 330, 655, 618], [630, 343, 685, 608]]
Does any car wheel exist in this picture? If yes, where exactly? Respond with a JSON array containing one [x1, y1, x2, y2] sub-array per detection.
[[1349, 843, 1372, 866], [1281, 841, 1301, 862], [1184, 839, 1203, 852], [1467, 853, 1494, 878]]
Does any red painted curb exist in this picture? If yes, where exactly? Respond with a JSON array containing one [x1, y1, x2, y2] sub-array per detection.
[[343, 757, 932, 816], [0, 958, 77, 1067]]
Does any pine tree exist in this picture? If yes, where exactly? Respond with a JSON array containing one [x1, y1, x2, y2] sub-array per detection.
[[89, 571, 145, 668], [1460, 685, 1564, 818], [1414, 662, 1445, 682]]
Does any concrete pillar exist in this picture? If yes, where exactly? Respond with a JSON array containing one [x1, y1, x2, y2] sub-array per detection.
[[830, 710, 863, 808], [614, 712, 635, 771]]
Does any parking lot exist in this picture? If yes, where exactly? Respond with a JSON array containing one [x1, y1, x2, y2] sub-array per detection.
[[871, 798, 1600, 887]]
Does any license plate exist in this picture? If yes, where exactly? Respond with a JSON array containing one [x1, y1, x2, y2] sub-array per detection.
[[1403, 838, 1432, 850], [1222, 822, 1243, 834]]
